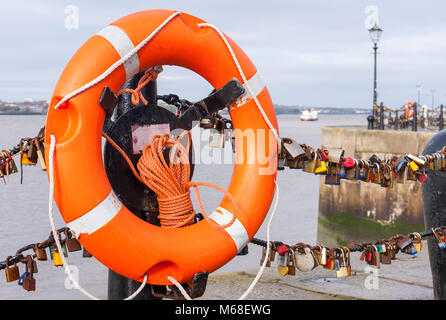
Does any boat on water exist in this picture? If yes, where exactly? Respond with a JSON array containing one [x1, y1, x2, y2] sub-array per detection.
[[300, 109, 318, 121]]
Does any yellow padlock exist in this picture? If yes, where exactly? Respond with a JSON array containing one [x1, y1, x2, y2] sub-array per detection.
[[21, 152, 36, 165], [53, 251, 63, 267], [314, 161, 327, 174], [409, 161, 419, 171]]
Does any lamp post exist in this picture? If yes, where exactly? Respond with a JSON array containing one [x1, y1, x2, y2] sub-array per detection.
[[369, 23, 383, 129], [416, 84, 422, 105], [432, 89, 436, 109]]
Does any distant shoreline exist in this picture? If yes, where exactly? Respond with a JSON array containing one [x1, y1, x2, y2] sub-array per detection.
[[0, 112, 45, 116]]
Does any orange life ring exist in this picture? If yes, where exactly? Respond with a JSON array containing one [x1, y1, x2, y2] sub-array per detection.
[[44, 9, 278, 285], [405, 102, 414, 118]]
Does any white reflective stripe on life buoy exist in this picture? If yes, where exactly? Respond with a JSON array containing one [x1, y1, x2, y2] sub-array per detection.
[[232, 72, 266, 109], [209, 207, 249, 252], [97, 25, 140, 80], [67, 190, 122, 237]]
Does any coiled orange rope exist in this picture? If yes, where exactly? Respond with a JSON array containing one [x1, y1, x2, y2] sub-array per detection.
[[136, 131, 238, 229], [102, 129, 238, 229]]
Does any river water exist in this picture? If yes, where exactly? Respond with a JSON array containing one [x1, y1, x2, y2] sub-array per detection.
[[0, 113, 365, 299]]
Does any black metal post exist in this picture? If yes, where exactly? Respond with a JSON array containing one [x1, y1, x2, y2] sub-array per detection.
[[422, 130, 446, 299], [394, 111, 399, 130], [107, 74, 160, 300], [373, 44, 378, 110], [379, 102, 384, 130], [412, 102, 418, 132], [440, 104, 444, 131], [369, 43, 378, 130]]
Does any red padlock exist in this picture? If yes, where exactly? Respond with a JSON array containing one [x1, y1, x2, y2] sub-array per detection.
[[320, 149, 329, 162], [417, 173, 428, 183], [342, 157, 355, 169], [276, 244, 289, 256]]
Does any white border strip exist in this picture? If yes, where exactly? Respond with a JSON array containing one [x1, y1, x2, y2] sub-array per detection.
[[97, 25, 140, 80], [232, 72, 265, 109], [209, 207, 249, 252], [67, 190, 122, 236]]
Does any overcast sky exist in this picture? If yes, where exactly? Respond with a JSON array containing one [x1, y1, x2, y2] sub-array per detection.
[[0, 1, 444, 108]]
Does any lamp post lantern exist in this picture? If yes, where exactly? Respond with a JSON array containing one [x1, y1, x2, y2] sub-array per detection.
[[369, 23, 383, 129]]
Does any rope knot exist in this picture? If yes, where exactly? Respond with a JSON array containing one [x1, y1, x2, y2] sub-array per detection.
[[117, 66, 163, 106]]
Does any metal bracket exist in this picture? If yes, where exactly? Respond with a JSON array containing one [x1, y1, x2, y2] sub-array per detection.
[[151, 271, 209, 300], [178, 79, 245, 128], [99, 86, 119, 117]]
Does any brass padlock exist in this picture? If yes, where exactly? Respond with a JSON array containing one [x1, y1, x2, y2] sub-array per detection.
[[5, 256, 20, 282], [33, 244, 48, 261], [34, 138, 46, 171], [287, 250, 296, 276]]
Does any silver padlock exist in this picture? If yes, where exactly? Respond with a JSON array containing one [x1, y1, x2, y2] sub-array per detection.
[[209, 129, 225, 148], [281, 138, 305, 159]]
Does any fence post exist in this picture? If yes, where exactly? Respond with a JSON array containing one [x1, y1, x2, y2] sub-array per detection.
[[379, 103, 384, 130], [412, 102, 418, 132], [394, 111, 399, 130], [440, 104, 444, 131]]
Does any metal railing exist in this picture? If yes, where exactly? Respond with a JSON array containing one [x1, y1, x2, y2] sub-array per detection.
[[368, 102, 445, 132]]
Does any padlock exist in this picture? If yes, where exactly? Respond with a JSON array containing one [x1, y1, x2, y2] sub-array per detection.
[[411, 233, 422, 252], [18, 259, 36, 292], [260, 247, 271, 267], [396, 235, 412, 250], [281, 138, 306, 159], [5, 256, 20, 282], [33, 244, 47, 261], [287, 250, 296, 276], [82, 247, 93, 258], [294, 246, 316, 272], [402, 244, 417, 256], [342, 157, 355, 169], [34, 138, 46, 171], [21, 273, 36, 292], [407, 154, 425, 166], [325, 174, 340, 186], [314, 159, 327, 174], [432, 229, 446, 250], [27, 141, 38, 163], [25, 255, 38, 274], [209, 129, 225, 148], [372, 245, 380, 269], [303, 154, 317, 173], [276, 254, 289, 276], [21, 151, 36, 165], [53, 250, 64, 267], [336, 248, 350, 278], [64, 230, 82, 252], [409, 161, 419, 172], [417, 173, 428, 183], [381, 252, 392, 265], [326, 148, 344, 163], [320, 246, 327, 265]]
